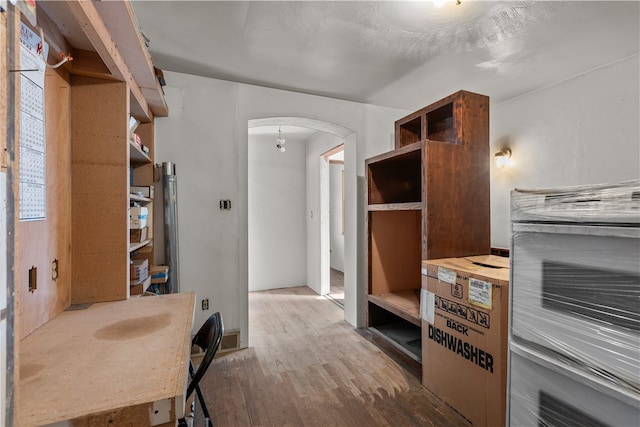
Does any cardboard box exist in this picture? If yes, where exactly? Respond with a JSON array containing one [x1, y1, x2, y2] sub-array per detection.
[[130, 258, 149, 284], [130, 276, 151, 296], [421, 255, 510, 427], [149, 265, 169, 284], [129, 227, 148, 243], [129, 206, 148, 229]]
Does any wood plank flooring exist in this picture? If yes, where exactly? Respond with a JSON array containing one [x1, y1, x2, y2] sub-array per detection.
[[327, 268, 345, 307], [197, 286, 468, 427]]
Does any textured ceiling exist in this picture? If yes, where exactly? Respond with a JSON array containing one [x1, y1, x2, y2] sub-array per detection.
[[132, 1, 639, 110]]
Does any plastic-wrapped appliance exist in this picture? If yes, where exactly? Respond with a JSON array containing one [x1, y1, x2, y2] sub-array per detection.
[[508, 180, 640, 425]]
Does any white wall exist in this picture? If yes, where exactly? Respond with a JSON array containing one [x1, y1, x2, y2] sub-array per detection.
[[154, 75, 242, 342], [155, 71, 406, 346], [490, 55, 640, 248], [248, 134, 307, 291], [330, 163, 345, 272], [306, 132, 345, 295]]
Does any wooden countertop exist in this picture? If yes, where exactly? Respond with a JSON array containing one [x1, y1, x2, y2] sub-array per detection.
[[16, 292, 196, 426]]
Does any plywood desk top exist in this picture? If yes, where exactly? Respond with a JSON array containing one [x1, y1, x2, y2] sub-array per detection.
[[16, 292, 196, 426]]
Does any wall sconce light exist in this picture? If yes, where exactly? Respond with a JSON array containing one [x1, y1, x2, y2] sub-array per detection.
[[276, 126, 286, 153], [494, 148, 512, 168]]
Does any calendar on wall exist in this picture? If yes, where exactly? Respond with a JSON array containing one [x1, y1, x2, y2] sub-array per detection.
[[19, 22, 46, 221]]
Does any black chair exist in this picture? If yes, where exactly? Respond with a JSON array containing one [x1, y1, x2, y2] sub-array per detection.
[[179, 312, 224, 427]]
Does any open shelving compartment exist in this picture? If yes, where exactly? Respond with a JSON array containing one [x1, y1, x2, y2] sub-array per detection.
[[129, 122, 155, 296], [367, 208, 423, 362], [395, 97, 457, 149], [366, 141, 424, 363]]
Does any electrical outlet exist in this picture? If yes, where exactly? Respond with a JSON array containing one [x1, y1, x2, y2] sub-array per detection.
[[219, 200, 231, 210], [202, 298, 209, 310], [29, 266, 37, 292], [52, 259, 58, 280]]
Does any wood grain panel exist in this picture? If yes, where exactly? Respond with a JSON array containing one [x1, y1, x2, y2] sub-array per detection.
[[16, 66, 72, 340], [16, 293, 194, 426], [368, 210, 421, 294], [72, 251, 128, 302], [368, 290, 421, 326], [71, 79, 129, 304], [424, 140, 490, 260]]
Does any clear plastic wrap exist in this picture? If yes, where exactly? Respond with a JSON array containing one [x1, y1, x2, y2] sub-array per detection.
[[511, 179, 640, 224], [508, 180, 640, 425], [509, 342, 640, 426]]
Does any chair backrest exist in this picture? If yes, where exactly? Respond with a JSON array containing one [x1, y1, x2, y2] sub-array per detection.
[[186, 312, 224, 399]]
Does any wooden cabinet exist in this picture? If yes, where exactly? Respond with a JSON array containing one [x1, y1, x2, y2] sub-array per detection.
[[365, 90, 490, 366]]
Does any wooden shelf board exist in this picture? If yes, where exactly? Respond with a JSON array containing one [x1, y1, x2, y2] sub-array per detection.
[[38, 0, 168, 120], [93, 0, 168, 117], [129, 239, 151, 253], [365, 140, 423, 166], [129, 140, 151, 164], [129, 193, 152, 203], [368, 202, 422, 211], [368, 291, 421, 327]]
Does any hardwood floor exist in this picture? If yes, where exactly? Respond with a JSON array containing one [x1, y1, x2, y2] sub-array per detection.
[[327, 268, 345, 307], [198, 286, 468, 427]]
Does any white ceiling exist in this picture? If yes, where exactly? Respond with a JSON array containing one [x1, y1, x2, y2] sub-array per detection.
[[131, 0, 639, 111]]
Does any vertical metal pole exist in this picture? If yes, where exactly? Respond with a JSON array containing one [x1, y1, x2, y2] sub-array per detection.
[[162, 162, 180, 293]]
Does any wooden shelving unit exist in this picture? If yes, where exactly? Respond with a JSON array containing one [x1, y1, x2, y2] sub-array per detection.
[[365, 90, 491, 367], [26, 0, 167, 306], [129, 122, 156, 296]]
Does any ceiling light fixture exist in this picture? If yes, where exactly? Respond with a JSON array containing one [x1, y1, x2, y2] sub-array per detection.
[[276, 126, 286, 153], [494, 148, 512, 168]]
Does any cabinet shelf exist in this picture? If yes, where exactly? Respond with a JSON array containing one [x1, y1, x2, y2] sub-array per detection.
[[129, 239, 151, 253], [129, 193, 152, 203], [368, 202, 422, 212], [368, 291, 421, 327], [129, 140, 151, 164]]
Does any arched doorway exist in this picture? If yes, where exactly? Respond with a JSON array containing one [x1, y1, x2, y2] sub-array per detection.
[[247, 117, 355, 319]]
